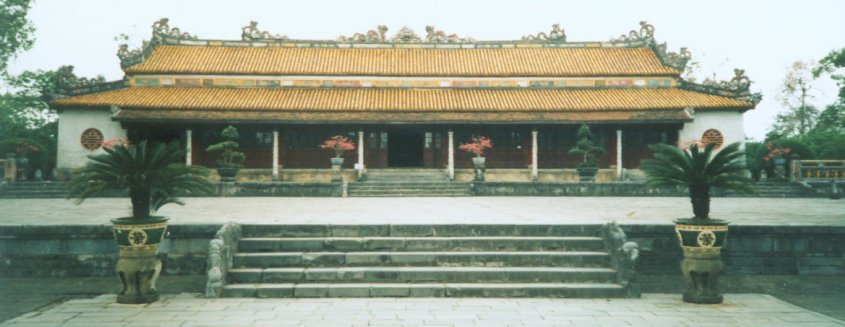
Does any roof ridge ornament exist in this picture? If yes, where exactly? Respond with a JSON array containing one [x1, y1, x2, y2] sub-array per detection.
[[337, 25, 389, 43], [241, 21, 288, 41], [610, 21, 655, 43], [425, 25, 474, 43], [681, 68, 762, 105], [117, 44, 141, 61], [521, 24, 566, 42], [151, 18, 197, 41], [391, 26, 422, 43]]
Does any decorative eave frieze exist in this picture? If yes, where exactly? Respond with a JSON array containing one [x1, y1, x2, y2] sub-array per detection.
[[680, 69, 763, 105]]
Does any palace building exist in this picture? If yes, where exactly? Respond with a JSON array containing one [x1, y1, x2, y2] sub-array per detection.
[[51, 19, 761, 182]]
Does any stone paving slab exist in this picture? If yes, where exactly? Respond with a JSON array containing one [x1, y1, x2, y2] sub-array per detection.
[[2, 293, 843, 326], [1, 197, 843, 226]]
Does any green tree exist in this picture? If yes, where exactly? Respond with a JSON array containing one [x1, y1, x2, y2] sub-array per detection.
[[772, 61, 819, 137], [0, 66, 102, 176], [814, 48, 845, 100], [814, 102, 845, 132], [0, 0, 34, 76]]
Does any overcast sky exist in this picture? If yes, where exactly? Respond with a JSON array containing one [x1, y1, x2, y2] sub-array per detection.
[[8, 0, 845, 140]]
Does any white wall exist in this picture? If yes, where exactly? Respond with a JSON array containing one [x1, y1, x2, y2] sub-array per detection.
[[679, 110, 745, 148], [56, 108, 126, 170]]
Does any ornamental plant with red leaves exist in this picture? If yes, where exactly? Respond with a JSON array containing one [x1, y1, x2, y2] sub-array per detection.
[[764, 142, 792, 161], [459, 136, 493, 157], [101, 138, 130, 149], [320, 135, 356, 158]]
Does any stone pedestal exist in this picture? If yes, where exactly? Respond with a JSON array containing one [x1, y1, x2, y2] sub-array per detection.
[[218, 181, 237, 196], [116, 250, 162, 304], [680, 250, 723, 304], [331, 158, 344, 182], [472, 157, 486, 182]]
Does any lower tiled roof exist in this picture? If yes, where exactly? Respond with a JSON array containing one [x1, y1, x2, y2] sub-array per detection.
[[52, 87, 753, 112]]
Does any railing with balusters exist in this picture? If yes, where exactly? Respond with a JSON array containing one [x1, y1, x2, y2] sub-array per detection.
[[792, 160, 845, 182]]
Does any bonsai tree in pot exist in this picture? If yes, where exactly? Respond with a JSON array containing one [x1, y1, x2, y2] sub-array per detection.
[[206, 126, 246, 181], [67, 139, 213, 304], [640, 141, 752, 304], [320, 135, 355, 182], [569, 124, 605, 182], [459, 136, 493, 181]]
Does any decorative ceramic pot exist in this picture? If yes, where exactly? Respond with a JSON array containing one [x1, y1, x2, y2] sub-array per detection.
[[674, 218, 729, 304], [111, 216, 169, 304], [472, 157, 486, 181], [216, 168, 240, 182], [576, 166, 599, 182]]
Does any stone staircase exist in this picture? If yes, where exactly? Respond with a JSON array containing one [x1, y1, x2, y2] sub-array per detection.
[[718, 181, 815, 198], [349, 169, 472, 197], [0, 181, 67, 198], [221, 224, 630, 298]]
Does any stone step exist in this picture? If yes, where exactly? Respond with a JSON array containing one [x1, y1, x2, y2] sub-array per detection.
[[227, 266, 617, 283], [222, 282, 626, 298], [351, 183, 461, 188], [240, 224, 602, 238], [348, 192, 472, 197], [233, 251, 611, 268], [239, 236, 605, 252]]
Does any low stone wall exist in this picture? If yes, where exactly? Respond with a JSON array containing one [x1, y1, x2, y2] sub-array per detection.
[[625, 224, 845, 275], [474, 182, 688, 196], [1, 224, 841, 277], [228, 182, 343, 197], [0, 224, 219, 277]]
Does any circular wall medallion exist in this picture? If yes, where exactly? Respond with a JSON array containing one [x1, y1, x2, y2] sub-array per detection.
[[701, 129, 724, 149], [80, 128, 104, 151]]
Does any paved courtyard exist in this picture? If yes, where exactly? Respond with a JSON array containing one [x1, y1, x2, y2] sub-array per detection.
[[2, 293, 843, 327], [1, 196, 844, 226], [2, 196, 843, 326]]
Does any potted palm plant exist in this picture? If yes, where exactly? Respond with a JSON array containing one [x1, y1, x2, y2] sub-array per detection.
[[569, 124, 605, 182], [320, 135, 355, 182], [459, 136, 493, 181], [67, 139, 213, 304], [206, 126, 245, 181], [640, 141, 752, 304]]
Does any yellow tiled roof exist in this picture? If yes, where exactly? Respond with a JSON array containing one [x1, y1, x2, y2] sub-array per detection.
[[124, 45, 681, 77], [52, 87, 754, 112], [112, 108, 693, 123]]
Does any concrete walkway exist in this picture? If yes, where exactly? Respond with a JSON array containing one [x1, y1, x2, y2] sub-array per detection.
[[3, 293, 843, 327], [1, 197, 843, 226]]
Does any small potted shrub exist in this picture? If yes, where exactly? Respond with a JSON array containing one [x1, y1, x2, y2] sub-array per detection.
[[206, 126, 245, 181], [641, 141, 752, 304], [320, 135, 355, 182], [569, 124, 605, 182], [459, 136, 493, 181], [67, 139, 213, 303]]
